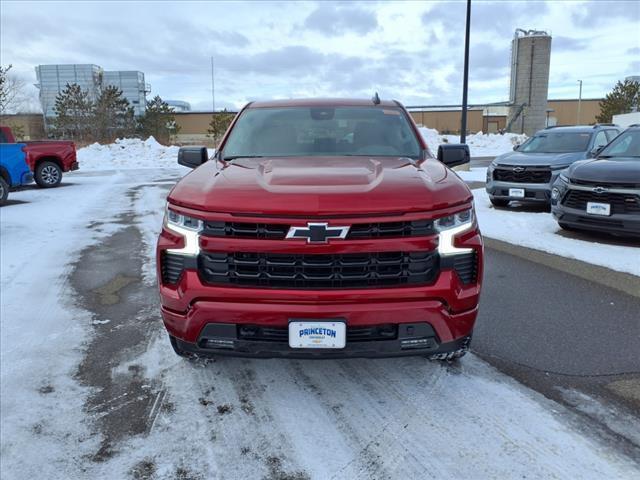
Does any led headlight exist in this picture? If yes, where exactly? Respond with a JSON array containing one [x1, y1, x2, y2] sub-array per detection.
[[559, 173, 570, 183], [164, 206, 203, 256], [435, 208, 475, 256]]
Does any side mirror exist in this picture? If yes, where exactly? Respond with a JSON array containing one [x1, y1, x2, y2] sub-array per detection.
[[589, 146, 604, 158], [178, 146, 208, 169], [513, 144, 520, 151], [437, 144, 470, 168]]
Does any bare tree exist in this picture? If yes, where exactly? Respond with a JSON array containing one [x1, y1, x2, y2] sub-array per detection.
[[0, 64, 28, 115]]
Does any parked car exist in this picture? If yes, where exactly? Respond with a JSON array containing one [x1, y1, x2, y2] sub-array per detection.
[[0, 126, 78, 188], [0, 142, 34, 205], [157, 98, 483, 360], [486, 124, 622, 207], [551, 126, 640, 237]]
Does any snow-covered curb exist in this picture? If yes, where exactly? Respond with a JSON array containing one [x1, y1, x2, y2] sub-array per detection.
[[471, 188, 640, 277]]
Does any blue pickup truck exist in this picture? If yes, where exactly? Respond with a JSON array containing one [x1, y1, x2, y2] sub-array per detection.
[[0, 143, 34, 205]]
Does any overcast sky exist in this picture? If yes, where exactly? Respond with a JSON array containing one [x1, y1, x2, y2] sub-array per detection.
[[1, 0, 639, 112]]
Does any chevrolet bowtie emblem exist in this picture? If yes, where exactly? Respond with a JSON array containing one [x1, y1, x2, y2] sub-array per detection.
[[286, 223, 350, 243]]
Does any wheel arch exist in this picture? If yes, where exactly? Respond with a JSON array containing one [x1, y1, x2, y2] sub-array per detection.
[[0, 166, 11, 185], [35, 156, 63, 171]]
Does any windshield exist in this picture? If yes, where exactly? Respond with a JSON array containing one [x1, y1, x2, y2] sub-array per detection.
[[519, 131, 591, 153], [598, 129, 640, 158], [221, 106, 422, 159]]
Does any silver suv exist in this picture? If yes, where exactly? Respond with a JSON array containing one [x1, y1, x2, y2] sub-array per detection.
[[486, 125, 621, 207]]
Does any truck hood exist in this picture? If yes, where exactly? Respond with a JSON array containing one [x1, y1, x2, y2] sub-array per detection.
[[566, 157, 640, 185], [168, 156, 472, 216], [495, 151, 586, 167]]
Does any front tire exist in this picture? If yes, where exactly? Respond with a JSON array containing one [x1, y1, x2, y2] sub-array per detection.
[[489, 197, 510, 208], [0, 177, 9, 205], [428, 335, 472, 362], [35, 161, 62, 188], [558, 222, 576, 232], [169, 335, 197, 359]]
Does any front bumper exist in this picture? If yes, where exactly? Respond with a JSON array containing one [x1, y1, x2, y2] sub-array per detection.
[[552, 204, 640, 237], [172, 323, 474, 359], [485, 180, 552, 203], [160, 267, 480, 355]]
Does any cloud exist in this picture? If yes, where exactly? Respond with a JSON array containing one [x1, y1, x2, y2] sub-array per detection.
[[571, 0, 639, 27], [422, 1, 550, 36], [553, 36, 588, 51], [303, 3, 378, 35]]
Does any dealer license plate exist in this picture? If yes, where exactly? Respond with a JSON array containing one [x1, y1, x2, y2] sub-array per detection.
[[289, 321, 346, 349], [586, 202, 611, 216], [509, 188, 525, 198]]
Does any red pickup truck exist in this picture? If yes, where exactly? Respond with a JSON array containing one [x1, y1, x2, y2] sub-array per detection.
[[157, 98, 482, 360], [0, 126, 78, 187]]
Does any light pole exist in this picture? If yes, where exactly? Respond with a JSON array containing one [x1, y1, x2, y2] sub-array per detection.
[[211, 56, 215, 113], [577, 80, 583, 125], [460, 0, 471, 143]]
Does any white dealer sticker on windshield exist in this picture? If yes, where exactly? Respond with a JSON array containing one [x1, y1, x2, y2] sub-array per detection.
[[289, 321, 346, 349]]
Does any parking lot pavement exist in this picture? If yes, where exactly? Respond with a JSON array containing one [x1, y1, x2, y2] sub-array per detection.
[[474, 241, 640, 457], [1, 169, 639, 479], [471, 156, 496, 168]]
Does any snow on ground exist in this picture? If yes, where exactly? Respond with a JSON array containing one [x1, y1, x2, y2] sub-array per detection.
[[470, 187, 640, 277], [0, 173, 141, 473], [418, 126, 527, 158], [457, 166, 488, 183]]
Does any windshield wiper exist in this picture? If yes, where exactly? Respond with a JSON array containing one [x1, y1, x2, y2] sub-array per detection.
[[222, 155, 265, 162]]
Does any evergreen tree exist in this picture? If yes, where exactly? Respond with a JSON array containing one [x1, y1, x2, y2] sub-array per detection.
[[596, 79, 640, 123], [139, 95, 179, 144], [93, 85, 136, 142], [52, 83, 93, 141], [207, 109, 235, 144]]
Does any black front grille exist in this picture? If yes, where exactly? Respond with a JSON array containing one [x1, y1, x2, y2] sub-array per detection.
[[562, 190, 640, 214], [203, 221, 289, 239], [237, 324, 398, 342], [202, 220, 435, 240], [493, 167, 551, 183], [198, 251, 439, 289], [347, 220, 435, 238], [571, 179, 640, 189], [452, 252, 478, 284], [161, 252, 185, 284]]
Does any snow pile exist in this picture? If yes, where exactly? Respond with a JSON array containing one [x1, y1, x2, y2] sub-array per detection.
[[418, 126, 527, 158], [472, 188, 640, 276], [77, 137, 181, 170]]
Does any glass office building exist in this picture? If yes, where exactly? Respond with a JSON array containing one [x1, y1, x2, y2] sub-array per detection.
[[35, 64, 103, 117], [35, 64, 147, 117], [103, 70, 147, 116]]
